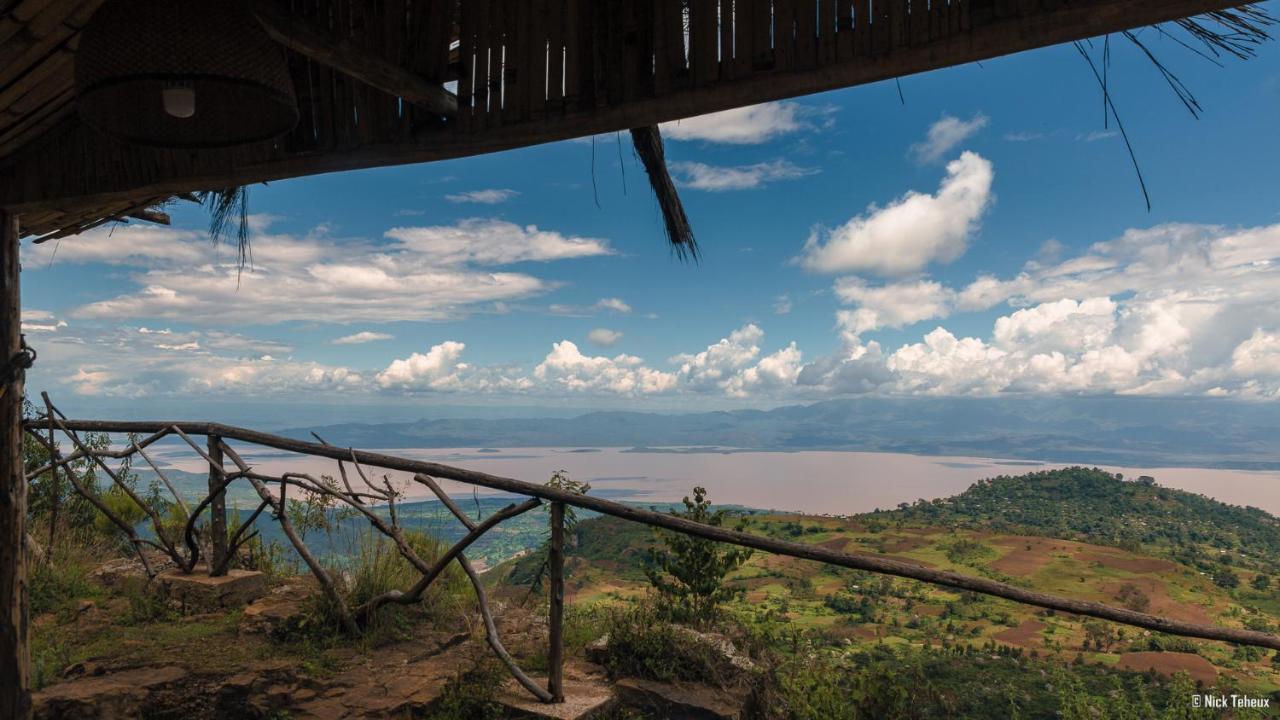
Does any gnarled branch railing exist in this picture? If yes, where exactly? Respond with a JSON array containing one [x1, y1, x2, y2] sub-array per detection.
[[24, 402, 1280, 705]]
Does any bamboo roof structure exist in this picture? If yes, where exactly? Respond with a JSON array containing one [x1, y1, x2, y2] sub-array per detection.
[[0, 0, 1271, 244]]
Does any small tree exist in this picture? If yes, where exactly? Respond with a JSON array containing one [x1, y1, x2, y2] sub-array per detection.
[[1251, 573, 1271, 591], [1082, 620, 1114, 652], [1212, 567, 1240, 590], [1116, 582, 1151, 612], [644, 486, 752, 626], [524, 471, 590, 597]]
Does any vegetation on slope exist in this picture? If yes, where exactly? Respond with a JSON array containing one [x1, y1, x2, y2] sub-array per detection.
[[877, 466, 1280, 580], [494, 470, 1280, 717]]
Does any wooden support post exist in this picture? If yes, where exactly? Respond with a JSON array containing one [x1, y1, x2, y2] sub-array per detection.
[[548, 501, 566, 702], [1, 210, 31, 719], [207, 435, 228, 576]]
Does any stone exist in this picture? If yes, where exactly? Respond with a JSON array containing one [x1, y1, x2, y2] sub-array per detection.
[[584, 634, 610, 665], [615, 677, 748, 720], [213, 660, 306, 718], [158, 566, 267, 612], [35, 666, 188, 720], [91, 558, 150, 596], [670, 627, 757, 675], [240, 592, 306, 636]]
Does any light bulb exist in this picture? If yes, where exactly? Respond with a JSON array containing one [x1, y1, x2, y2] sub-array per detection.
[[162, 87, 195, 118]]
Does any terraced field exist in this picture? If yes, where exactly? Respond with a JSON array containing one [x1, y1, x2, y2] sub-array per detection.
[[495, 468, 1280, 694]]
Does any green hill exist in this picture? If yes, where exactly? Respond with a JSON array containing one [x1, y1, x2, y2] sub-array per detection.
[[494, 467, 1280, 699], [875, 466, 1280, 579]]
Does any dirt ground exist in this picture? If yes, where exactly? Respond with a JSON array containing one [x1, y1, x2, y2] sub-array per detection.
[[994, 619, 1046, 648], [1116, 651, 1218, 684]]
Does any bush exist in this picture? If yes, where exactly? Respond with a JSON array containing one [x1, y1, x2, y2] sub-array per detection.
[[31, 635, 74, 692], [942, 538, 995, 566], [602, 604, 732, 686], [1115, 583, 1151, 612], [1212, 568, 1240, 589], [92, 485, 148, 541], [427, 659, 506, 720], [29, 542, 100, 617], [307, 528, 467, 643]]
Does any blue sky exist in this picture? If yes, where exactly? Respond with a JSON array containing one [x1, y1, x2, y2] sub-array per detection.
[[21, 15, 1280, 420]]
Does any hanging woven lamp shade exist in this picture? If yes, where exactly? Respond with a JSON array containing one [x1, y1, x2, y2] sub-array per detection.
[[75, 0, 299, 148]]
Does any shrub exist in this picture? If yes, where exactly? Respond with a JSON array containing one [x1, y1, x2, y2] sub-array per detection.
[[307, 528, 467, 643], [942, 538, 995, 566], [427, 659, 506, 720], [1115, 583, 1151, 612], [31, 635, 74, 692], [92, 485, 148, 541], [29, 542, 100, 617], [1212, 568, 1240, 589], [601, 604, 733, 686]]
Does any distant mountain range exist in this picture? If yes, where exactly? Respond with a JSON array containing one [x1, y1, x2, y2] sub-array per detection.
[[281, 396, 1280, 470]]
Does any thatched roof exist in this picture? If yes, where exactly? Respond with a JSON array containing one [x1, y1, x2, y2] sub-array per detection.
[[0, 0, 1270, 243]]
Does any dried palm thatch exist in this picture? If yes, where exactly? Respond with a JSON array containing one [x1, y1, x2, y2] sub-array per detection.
[[1073, 5, 1274, 210], [631, 125, 698, 262], [197, 187, 252, 269], [1173, 5, 1274, 60]]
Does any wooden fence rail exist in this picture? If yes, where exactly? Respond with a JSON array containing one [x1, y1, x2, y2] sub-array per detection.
[[23, 403, 1280, 704]]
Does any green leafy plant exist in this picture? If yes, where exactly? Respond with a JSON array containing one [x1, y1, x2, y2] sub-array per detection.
[[524, 471, 591, 596]]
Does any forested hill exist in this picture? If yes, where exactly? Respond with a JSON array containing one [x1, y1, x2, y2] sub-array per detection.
[[875, 467, 1280, 576]]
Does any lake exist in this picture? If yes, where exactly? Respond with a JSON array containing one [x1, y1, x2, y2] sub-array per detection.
[[145, 444, 1280, 517]]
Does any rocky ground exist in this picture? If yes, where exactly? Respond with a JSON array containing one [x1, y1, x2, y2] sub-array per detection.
[[31, 557, 749, 720]]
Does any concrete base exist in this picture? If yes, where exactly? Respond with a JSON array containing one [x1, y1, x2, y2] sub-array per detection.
[[496, 676, 616, 720], [158, 566, 267, 612]]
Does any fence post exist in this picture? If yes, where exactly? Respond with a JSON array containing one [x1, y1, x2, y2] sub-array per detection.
[[207, 435, 228, 576], [1, 211, 31, 719], [548, 501, 565, 702]]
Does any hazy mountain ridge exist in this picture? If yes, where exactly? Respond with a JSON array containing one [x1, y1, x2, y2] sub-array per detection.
[[282, 396, 1280, 469]]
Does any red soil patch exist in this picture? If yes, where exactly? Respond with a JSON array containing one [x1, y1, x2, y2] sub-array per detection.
[[1080, 553, 1176, 574], [994, 619, 1046, 648], [877, 554, 936, 569], [991, 548, 1051, 576], [818, 537, 850, 552], [733, 577, 782, 590], [1101, 578, 1214, 625], [912, 604, 946, 618], [881, 535, 932, 553], [987, 536, 1080, 576], [758, 554, 809, 574], [824, 624, 881, 642], [1116, 652, 1217, 684]]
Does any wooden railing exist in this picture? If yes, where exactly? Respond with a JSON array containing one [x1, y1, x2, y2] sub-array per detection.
[[24, 394, 1280, 703]]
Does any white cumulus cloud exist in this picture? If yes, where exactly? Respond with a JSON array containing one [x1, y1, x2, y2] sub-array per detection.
[[910, 113, 990, 164], [670, 159, 818, 191], [587, 328, 623, 347], [799, 152, 994, 276], [385, 219, 611, 265], [49, 219, 610, 325], [835, 279, 954, 335], [660, 102, 813, 144], [445, 189, 520, 204], [534, 341, 677, 395], [332, 331, 393, 345]]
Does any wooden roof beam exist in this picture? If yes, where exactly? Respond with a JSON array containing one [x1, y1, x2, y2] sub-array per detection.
[[0, 0, 1259, 217], [252, 1, 457, 118]]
